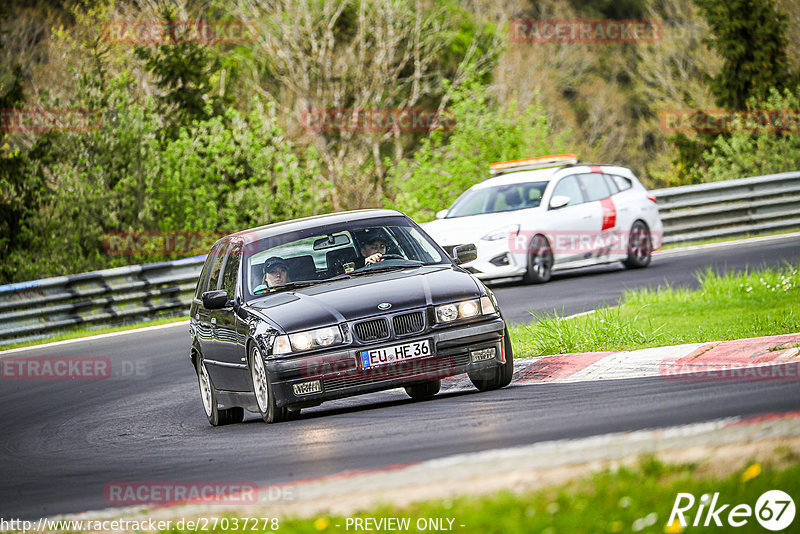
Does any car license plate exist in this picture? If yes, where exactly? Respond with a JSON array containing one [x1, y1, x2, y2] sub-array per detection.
[[360, 340, 431, 369]]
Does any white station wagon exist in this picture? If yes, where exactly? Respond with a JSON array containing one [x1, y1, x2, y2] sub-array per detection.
[[422, 154, 663, 283]]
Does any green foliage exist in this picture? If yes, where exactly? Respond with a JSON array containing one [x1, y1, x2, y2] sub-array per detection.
[[133, 8, 234, 137], [671, 0, 797, 184], [511, 263, 800, 356], [701, 86, 800, 181], [695, 0, 794, 110], [386, 80, 569, 222]]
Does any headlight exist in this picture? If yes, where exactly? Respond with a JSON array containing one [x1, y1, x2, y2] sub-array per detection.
[[481, 224, 520, 241], [436, 298, 491, 323], [273, 326, 343, 354]]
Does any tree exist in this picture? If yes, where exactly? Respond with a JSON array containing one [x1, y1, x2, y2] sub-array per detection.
[[695, 0, 794, 109], [237, 0, 504, 210], [386, 79, 568, 222]]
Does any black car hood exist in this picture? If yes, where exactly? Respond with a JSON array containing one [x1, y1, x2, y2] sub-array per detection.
[[246, 265, 481, 332]]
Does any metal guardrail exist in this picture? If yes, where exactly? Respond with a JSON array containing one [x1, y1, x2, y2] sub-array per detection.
[[1, 171, 799, 347], [0, 256, 205, 346], [651, 171, 800, 244]]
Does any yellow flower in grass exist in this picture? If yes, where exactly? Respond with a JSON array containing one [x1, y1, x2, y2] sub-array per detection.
[[314, 517, 330, 530], [664, 519, 684, 533], [741, 463, 762, 482]]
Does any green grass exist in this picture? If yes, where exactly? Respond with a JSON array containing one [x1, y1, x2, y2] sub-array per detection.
[[0, 315, 189, 351], [102, 452, 796, 534], [511, 264, 800, 356]]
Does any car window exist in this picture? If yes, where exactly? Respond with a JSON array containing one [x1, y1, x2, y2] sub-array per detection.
[[220, 241, 242, 299], [206, 241, 227, 292], [612, 174, 633, 191], [447, 181, 548, 217], [577, 173, 611, 202], [243, 218, 447, 299], [603, 174, 619, 195], [551, 175, 583, 206], [195, 241, 224, 298]]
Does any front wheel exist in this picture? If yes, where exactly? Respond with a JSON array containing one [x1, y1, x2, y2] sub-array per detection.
[[468, 327, 514, 391], [250, 345, 287, 423], [523, 235, 553, 284], [196, 353, 243, 426], [623, 221, 652, 269]]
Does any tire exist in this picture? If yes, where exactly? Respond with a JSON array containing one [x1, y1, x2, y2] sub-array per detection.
[[523, 234, 553, 284], [468, 327, 514, 391], [623, 220, 652, 269], [196, 353, 244, 426], [404, 379, 441, 399], [249, 344, 287, 423]]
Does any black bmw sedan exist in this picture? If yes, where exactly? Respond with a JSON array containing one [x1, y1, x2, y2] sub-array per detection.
[[189, 209, 513, 425]]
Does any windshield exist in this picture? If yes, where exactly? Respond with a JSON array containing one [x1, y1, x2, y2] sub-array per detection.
[[242, 217, 447, 299], [446, 181, 548, 218]]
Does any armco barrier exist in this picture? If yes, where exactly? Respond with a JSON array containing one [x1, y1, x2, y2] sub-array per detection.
[[0, 256, 205, 346], [651, 171, 800, 244], [1, 172, 799, 346]]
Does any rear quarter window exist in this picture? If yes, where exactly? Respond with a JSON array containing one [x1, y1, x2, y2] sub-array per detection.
[[612, 174, 633, 191]]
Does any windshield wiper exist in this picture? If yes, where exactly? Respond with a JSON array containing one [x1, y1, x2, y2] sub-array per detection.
[[253, 274, 353, 295], [349, 263, 421, 276]]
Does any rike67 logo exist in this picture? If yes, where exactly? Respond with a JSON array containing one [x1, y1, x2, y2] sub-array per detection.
[[669, 490, 795, 531]]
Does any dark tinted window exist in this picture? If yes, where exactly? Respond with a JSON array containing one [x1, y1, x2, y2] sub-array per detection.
[[551, 175, 583, 206], [612, 174, 632, 191], [577, 173, 611, 202], [195, 242, 224, 297], [206, 241, 227, 292], [220, 241, 242, 299]]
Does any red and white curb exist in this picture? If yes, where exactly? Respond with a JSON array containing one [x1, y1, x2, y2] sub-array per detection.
[[442, 333, 800, 392]]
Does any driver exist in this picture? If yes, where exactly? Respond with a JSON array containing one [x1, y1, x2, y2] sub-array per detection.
[[262, 256, 291, 288], [360, 236, 387, 265]]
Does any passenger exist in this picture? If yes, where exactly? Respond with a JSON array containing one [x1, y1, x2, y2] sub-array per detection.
[[262, 256, 291, 288]]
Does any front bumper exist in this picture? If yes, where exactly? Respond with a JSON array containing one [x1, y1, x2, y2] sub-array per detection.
[[265, 317, 506, 407]]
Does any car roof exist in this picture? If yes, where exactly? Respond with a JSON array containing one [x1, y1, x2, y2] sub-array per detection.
[[473, 163, 631, 190], [472, 167, 564, 189], [227, 209, 406, 244]]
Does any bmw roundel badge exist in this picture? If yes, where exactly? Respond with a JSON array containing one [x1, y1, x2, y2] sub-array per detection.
[[378, 302, 392, 310]]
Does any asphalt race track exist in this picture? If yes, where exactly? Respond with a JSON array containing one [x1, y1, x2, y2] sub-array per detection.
[[1, 235, 799, 520]]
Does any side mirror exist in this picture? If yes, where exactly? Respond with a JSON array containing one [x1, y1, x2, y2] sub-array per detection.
[[202, 290, 231, 310], [452, 243, 478, 265], [435, 209, 448, 219], [549, 195, 571, 209]]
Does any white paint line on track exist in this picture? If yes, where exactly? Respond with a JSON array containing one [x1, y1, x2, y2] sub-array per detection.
[[0, 320, 189, 355], [654, 231, 800, 259]]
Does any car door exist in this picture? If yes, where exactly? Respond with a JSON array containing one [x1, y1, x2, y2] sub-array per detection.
[[193, 241, 226, 363], [545, 174, 600, 267], [576, 172, 617, 261], [209, 240, 250, 392]]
